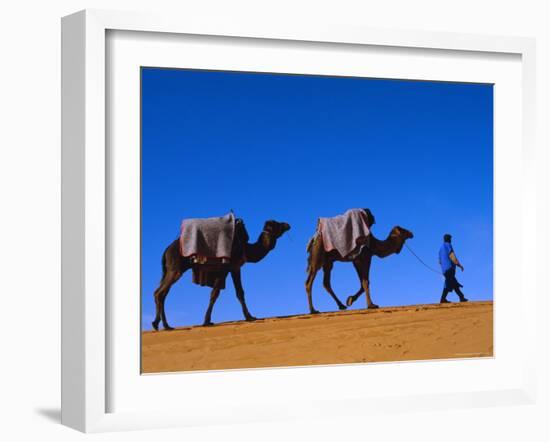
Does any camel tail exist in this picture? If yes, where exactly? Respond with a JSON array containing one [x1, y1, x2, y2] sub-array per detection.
[[306, 234, 317, 273]]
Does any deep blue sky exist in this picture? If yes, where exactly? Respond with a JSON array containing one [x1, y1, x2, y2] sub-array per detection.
[[141, 68, 493, 329]]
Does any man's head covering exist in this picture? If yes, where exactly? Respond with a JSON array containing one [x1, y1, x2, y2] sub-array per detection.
[[443, 233, 452, 242]]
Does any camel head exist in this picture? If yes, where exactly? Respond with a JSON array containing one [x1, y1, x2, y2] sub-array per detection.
[[263, 220, 291, 241], [244, 220, 291, 262], [390, 226, 414, 254]]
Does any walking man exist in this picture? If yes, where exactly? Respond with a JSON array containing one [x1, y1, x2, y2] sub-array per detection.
[[439, 233, 468, 303]]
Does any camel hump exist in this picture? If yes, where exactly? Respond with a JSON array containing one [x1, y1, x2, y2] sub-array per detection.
[[235, 218, 250, 244]]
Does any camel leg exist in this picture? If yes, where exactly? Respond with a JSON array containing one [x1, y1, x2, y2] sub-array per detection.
[[231, 268, 257, 321], [322, 262, 347, 310], [355, 268, 379, 309], [305, 268, 320, 314], [152, 270, 183, 331], [346, 263, 365, 307], [348, 259, 377, 309], [361, 277, 378, 309], [203, 277, 224, 326], [346, 287, 364, 307]]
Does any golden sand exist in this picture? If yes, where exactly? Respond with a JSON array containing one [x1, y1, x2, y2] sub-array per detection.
[[142, 300, 493, 373]]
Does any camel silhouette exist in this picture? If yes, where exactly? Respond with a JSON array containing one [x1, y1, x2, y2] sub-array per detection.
[[152, 219, 290, 330], [305, 225, 414, 313]]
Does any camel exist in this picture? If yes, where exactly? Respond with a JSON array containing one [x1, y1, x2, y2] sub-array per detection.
[[305, 225, 414, 314], [152, 219, 291, 330]]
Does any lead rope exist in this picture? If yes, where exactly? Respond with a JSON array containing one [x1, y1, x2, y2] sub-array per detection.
[[405, 244, 443, 276], [286, 230, 293, 243]]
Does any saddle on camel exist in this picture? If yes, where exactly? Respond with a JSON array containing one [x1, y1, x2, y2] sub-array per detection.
[[179, 212, 248, 288]]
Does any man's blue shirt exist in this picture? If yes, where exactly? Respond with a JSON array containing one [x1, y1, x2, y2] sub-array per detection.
[[439, 242, 455, 273]]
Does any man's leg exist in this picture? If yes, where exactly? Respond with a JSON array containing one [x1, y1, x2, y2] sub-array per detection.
[[440, 288, 451, 303], [449, 268, 468, 302], [441, 270, 452, 303], [454, 286, 468, 302]]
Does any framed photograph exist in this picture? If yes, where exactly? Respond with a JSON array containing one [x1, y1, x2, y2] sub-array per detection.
[[61, 9, 537, 432]]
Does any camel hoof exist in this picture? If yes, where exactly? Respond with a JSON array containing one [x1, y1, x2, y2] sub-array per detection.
[[163, 325, 174, 331], [346, 296, 354, 307], [338, 304, 347, 311], [310, 309, 320, 315], [203, 321, 214, 327], [368, 304, 379, 309], [152, 321, 159, 331], [245, 316, 257, 322]]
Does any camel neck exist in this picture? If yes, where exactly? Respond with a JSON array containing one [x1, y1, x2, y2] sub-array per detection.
[[370, 233, 402, 257], [244, 232, 275, 263]]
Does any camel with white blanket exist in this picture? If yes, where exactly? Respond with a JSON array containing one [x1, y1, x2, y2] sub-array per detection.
[[152, 216, 290, 330], [305, 209, 413, 313]]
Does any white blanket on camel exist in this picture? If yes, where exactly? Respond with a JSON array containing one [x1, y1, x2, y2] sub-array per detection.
[[318, 208, 371, 258], [179, 212, 235, 260]]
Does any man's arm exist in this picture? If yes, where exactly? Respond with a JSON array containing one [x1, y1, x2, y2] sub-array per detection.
[[449, 251, 464, 271]]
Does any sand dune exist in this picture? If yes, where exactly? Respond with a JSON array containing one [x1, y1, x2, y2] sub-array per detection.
[[141, 301, 493, 373]]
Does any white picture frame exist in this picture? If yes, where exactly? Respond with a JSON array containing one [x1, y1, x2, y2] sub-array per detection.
[[61, 9, 537, 433]]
